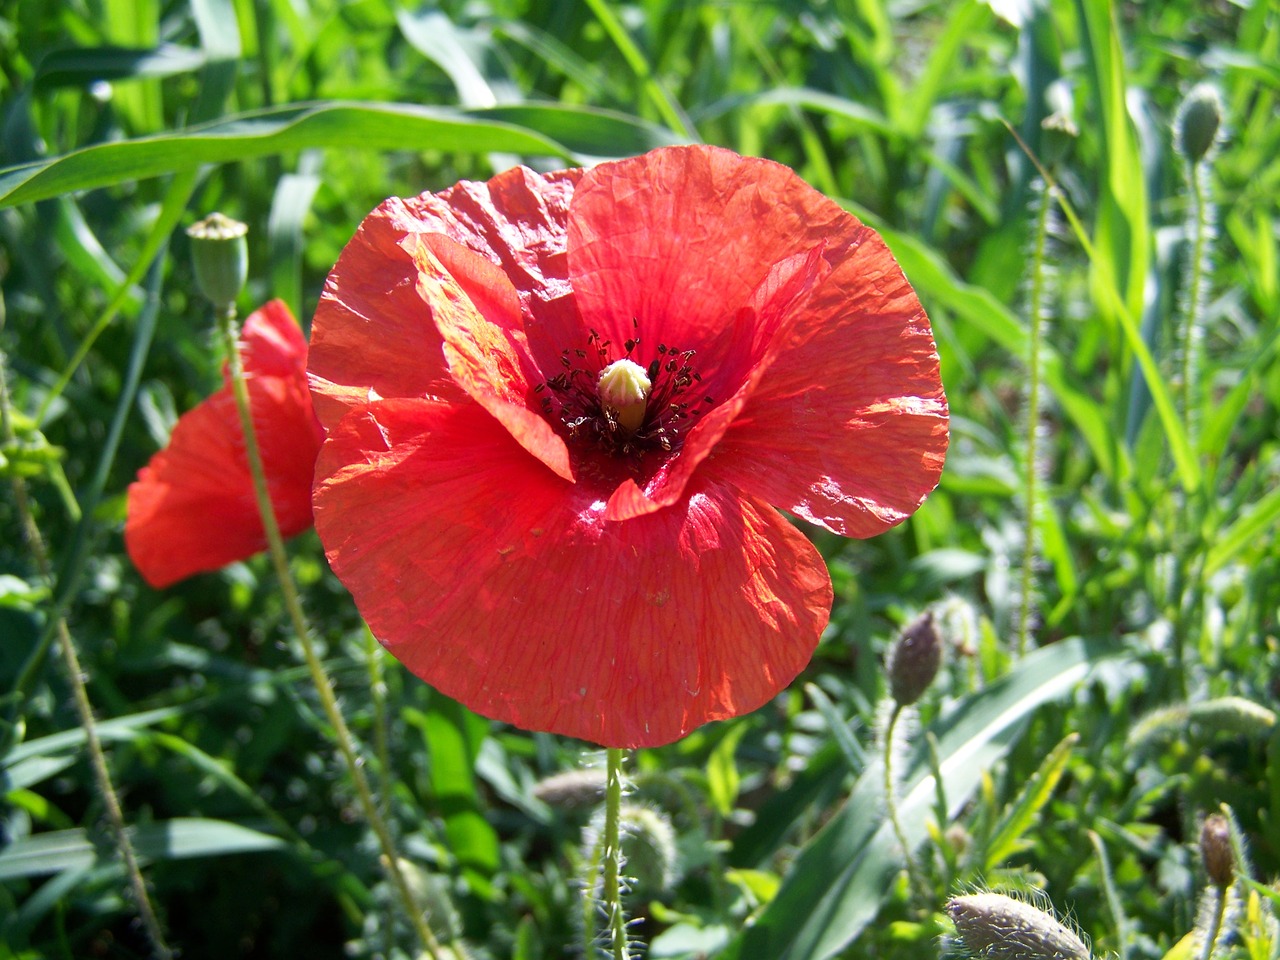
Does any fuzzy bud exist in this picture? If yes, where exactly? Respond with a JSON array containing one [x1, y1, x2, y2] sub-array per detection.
[[1176, 84, 1223, 164], [887, 611, 942, 706], [1200, 814, 1234, 889], [947, 893, 1090, 960], [187, 212, 248, 311], [532, 768, 608, 809], [1040, 111, 1079, 168]]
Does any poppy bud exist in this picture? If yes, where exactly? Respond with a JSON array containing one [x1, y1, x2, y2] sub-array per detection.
[[887, 611, 942, 706], [1200, 813, 1234, 888], [532, 767, 609, 809], [947, 893, 1090, 960], [1175, 84, 1223, 164], [187, 212, 248, 312], [597, 358, 652, 433]]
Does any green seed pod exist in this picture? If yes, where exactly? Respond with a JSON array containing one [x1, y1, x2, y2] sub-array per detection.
[[887, 611, 942, 706], [1200, 814, 1234, 889], [186, 212, 248, 311], [948, 892, 1090, 960], [1175, 84, 1223, 164]]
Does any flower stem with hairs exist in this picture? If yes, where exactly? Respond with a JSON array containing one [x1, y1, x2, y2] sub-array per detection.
[[602, 748, 631, 958], [0, 346, 173, 960], [1018, 180, 1053, 657], [216, 304, 449, 960]]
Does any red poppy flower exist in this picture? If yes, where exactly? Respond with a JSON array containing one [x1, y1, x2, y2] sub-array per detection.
[[126, 300, 324, 588], [309, 145, 948, 748]]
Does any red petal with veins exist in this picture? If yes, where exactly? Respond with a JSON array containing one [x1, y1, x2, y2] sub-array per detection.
[[705, 235, 949, 537], [126, 301, 323, 588], [313, 397, 832, 748]]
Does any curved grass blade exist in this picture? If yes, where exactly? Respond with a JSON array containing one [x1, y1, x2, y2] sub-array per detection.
[[721, 636, 1118, 960], [0, 819, 286, 881], [0, 101, 682, 209]]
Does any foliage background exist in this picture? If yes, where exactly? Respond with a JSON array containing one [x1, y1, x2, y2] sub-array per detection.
[[1, 0, 1277, 958]]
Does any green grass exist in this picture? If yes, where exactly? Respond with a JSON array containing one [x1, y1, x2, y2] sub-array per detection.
[[1, 1, 1278, 958]]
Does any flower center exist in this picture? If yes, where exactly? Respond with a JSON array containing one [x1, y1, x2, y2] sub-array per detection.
[[535, 325, 714, 460], [596, 359, 651, 434]]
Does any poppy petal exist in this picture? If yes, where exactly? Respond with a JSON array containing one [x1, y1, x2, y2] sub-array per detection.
[[567, 145, 843, 395], [397, 166, 585, 379], [410, 234, 572, 481], [604, 245, 830, 521], [705, 235, 949, 537], [313, 397, 832, 748], [126, 302, 322, 588]]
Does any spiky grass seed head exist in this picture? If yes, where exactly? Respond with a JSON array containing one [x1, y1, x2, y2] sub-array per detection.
[[947, 892, 1090, 960]]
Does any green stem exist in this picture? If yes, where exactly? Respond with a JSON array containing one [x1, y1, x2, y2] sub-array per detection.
[[602, 747, 630, 960], [883, 704, 925, 904], [364, 624, 392, 821], [0, 349, 173, 960], [1197, 887, 1227, 960], [216, 306, 447, 960], [1180, 158, 1210, 448], [1018, 180, 1052, 657]]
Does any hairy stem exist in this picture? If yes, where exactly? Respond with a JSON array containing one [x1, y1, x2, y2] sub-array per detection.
[[883, 703, 926, 904], [1179, 159, 1211, 447], [216, 307, 448, 960], [1197, 887, 1227, 960], [0, 348, 173, 960], [602, 747, 630, 960], [1018, 180, 1053, 657]]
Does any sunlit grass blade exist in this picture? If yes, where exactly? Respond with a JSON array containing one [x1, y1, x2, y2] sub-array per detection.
[[0, 819, 287, 881], [723, 637, 1119, 960], [0, 101, 684, 209]]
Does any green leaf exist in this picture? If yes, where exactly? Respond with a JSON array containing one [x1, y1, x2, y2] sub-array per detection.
[[981, 732, 1078, 871], [721, 637, 1119, 960], [0, 101, 683, 209], [707, 722, 750, 818], [0, 819, 285, 880]]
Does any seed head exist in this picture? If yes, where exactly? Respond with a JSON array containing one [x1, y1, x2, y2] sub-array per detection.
[[186, 212, 248, 311]]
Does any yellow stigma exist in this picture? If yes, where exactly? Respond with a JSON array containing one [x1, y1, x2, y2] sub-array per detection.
[[597, 359, 651, 434]]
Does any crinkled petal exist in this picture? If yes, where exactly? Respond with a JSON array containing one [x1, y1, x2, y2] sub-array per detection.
[[126, 302, 323, 588], [604, 246, 829, 521], [410, 234, 571, 480], [313, 397, 832, 748], [705, 231, 948, 537], [387, 166, 585, 379], [567, 145, 842, 397]]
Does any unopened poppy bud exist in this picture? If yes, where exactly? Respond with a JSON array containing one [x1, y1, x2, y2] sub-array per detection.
[[947, 893, 1090, 960], [597, 358, 652, 433], [887, 611, 942, 706], [532, 767, 608, 809], [1176, 84, 1223, 163], [1201, 814, 1234, 888], [187, 212, 248, 311]]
